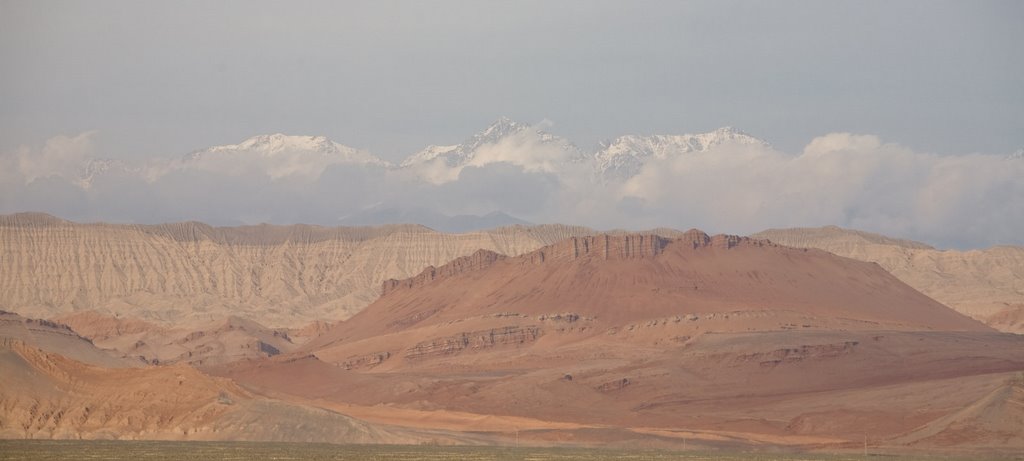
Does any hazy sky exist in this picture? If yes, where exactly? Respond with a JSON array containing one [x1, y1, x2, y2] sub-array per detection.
[[2, 1, 1023, 249], [2, 1, 1022, 161]]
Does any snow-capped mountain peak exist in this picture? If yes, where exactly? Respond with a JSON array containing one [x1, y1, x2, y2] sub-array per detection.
[[192, 133, 384, 163], [52, 122, 772, 187], [595, 127, 769, 180], [398, 118, 586, 183], [400, 118, 550, 168], [400, 144, 460, 167], [231, 133, 335, 153], [182, 134, 389, 179], [477, 117, 531, 142]]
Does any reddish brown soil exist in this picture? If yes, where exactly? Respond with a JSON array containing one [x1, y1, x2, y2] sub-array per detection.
[[211, 233, 1024, 452]]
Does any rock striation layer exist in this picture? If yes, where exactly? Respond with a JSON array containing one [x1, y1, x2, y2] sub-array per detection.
[[0, 213, 599, 327]]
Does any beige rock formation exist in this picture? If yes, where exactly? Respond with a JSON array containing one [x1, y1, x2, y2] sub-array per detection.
[[0, 213, 594, 327], [752, 226, 1024, 333]]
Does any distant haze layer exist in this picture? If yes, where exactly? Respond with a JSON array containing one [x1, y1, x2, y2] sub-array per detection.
[[1, 119, 1021, 249]]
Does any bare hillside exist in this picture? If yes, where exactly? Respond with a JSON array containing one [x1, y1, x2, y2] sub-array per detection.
[[753, 226, 1024, 333]]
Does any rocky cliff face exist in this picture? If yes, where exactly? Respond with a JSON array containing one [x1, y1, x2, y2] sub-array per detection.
[[530, 234, 671, 262], [381, 249, 506, 296], [384, 231, 772, 294], [403, 325, 541, 360]]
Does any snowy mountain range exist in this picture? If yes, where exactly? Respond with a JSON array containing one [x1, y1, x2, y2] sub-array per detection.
[[400, 117, 584, 169], [181, 133, 388, 179], [72, 118, 771, 188], [180, 118, 767, 181], [20, 119, 1020, 248], [188, 133, 385, 165], [595, 127, 769, 180]]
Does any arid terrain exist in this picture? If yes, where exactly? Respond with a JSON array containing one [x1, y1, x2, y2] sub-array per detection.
[[1, 215, 1023, 455], [214, 233, 1024, 452], [753, 226, 1024, 334], [0, 212, 595, 327], [0, 311, 414, 442], [6, 0, 1020, 457]]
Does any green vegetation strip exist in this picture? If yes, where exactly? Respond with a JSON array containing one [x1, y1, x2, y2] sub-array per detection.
[[0, 441, 1014, 461]]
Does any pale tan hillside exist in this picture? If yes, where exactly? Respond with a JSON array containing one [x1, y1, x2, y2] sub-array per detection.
[[0, 338, 406, 442], [752, 226, 1024, 333], [0, 213, 595, 327]]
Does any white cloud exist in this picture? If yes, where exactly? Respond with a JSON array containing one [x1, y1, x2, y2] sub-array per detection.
[[7, 131, 97, 184], [617, 133, 1024, 247], [402, 123, 581, 185], [407, 157, 462, 185], [467, 129, 574, 174]]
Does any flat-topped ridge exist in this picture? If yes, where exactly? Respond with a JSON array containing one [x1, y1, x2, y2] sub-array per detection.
[[381, 232, 773, 295]]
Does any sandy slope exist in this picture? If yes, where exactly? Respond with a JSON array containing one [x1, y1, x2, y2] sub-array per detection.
[[0, 330, 405, 442], [889, 375, 1024, 449], [753, 226, 1024, 333]]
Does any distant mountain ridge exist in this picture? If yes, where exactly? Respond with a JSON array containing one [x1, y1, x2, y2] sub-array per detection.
[[338, 207, 531, 233]]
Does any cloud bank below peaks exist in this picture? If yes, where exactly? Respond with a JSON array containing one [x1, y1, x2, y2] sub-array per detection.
[[1, 119, 1021, 249]]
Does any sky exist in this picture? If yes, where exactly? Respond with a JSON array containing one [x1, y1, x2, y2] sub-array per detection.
[[1, 1, 1023, 248]]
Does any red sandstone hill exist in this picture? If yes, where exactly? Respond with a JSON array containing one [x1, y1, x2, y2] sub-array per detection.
[[213, 232, 1024, 452], [307, 231, 987, 353]]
